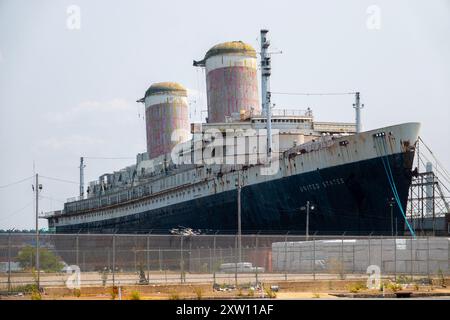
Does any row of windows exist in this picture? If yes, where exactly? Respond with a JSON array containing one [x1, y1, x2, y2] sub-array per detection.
[[64, 184, 210, 223], [252, 119, 306, 123]]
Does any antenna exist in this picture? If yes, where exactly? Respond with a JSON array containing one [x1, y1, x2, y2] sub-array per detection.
[[79, 157, 85, 198], [260, 29, 272, 159]]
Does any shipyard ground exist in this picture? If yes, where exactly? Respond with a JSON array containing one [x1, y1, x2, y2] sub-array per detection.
[[1, 274, 449, 300]]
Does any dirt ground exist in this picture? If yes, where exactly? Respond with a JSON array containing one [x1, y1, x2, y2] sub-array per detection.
[[1, 278, 450, 300]]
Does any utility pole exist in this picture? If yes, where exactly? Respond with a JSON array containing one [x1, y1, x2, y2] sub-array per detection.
[[34, 173, 41, 290], [79, 157, 85, 198], [236, 173, 242, 263], [7, 230, 12, 293], [260, 29, 272, 160], [353, 92, 364, 133]]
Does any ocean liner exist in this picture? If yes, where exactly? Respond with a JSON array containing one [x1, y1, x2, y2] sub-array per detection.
[[45, 30, 420, 235]]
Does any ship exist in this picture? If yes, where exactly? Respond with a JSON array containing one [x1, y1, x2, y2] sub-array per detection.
[[45, 30, 420, 235]]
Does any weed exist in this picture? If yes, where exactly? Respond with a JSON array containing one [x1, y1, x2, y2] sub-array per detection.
[[385, 281, 402, 292], [437, 269, 446, 287], [73, 288, 81, 298], [397, 275, 412, 284], [11, 284, 38, 294], [348, 282, 366, 293], [264, 287, 277, 299], [169, 292, 180, 300], [129, 291, 141, 300], [31, 290, 42, 300], [194, 287, 203, 300], [110, 286, 118, 300]]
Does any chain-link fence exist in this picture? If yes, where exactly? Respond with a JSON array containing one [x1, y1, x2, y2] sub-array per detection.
[[0, 234, 448, 290]]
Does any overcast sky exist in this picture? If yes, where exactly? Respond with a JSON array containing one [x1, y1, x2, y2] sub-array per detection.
[[1, 0, 449, 230]]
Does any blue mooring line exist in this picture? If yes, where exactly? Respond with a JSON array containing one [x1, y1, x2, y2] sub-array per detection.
[[378, 138, 416, 238]]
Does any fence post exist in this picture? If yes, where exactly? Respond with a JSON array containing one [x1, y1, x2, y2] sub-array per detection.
[[107, 249, 111, 271], [76, 235, 79, 268], [134, 248, 137, 273], [410, 236, 413, 279], [7, 232, 11, 293], [146, 235, 150, 281], [380, 236, 383, 274], [341, 234, 344, 279], [213, 232, 217, 272], [284, 233, 288, 281], [180, 235, 184, 283], [312, 235, 316, 281], [255, 233, 259, 284], [159, 247, 162, 271], [427, 236, 430, 280], [352, 243, 355, 274], [189, 240, 192, 274], [209, 247, 212, 274], [394, 235, 397, 282], [235, 234, 238, 287], [112, 234, 116, 287]]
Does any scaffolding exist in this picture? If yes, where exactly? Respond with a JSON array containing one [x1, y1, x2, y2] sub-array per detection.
[[407, 138, 450, 235]]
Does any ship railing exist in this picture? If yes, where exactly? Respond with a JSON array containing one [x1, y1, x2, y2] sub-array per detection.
[[40, 210, 62, 218], [271, 109, 313, 117]]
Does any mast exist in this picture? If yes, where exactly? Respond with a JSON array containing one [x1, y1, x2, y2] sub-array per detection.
[[79, 157, 85, 198], [353, 92, 364, 133], [260, 29, 272, 159]]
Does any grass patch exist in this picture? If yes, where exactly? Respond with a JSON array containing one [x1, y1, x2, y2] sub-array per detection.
[[73, 288, 81, 298], [129, 291, 141, 300], [194, 288, 203, 300], [31, 290, 42, 300], [169, 291, 180, 300], [348, 282, 367, 293], [264, 287, 277, 299]]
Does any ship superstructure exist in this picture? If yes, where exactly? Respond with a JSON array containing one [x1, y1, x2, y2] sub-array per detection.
[[45, 30, 420, 235]]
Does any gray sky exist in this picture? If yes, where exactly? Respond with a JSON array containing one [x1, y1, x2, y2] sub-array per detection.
[[1, 0, 449, 230]]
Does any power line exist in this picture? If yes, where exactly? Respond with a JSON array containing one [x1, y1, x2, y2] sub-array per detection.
[[419, 137, 450, 179], [40, 195, 66, 203], [0, 200, 34, 223], [84, 156, 135, 160], [40, 175, 78, 185], [0, 175, 34, 189]]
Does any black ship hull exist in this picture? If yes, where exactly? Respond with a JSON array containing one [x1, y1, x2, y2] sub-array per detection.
[[55, 151, 415, 235]]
